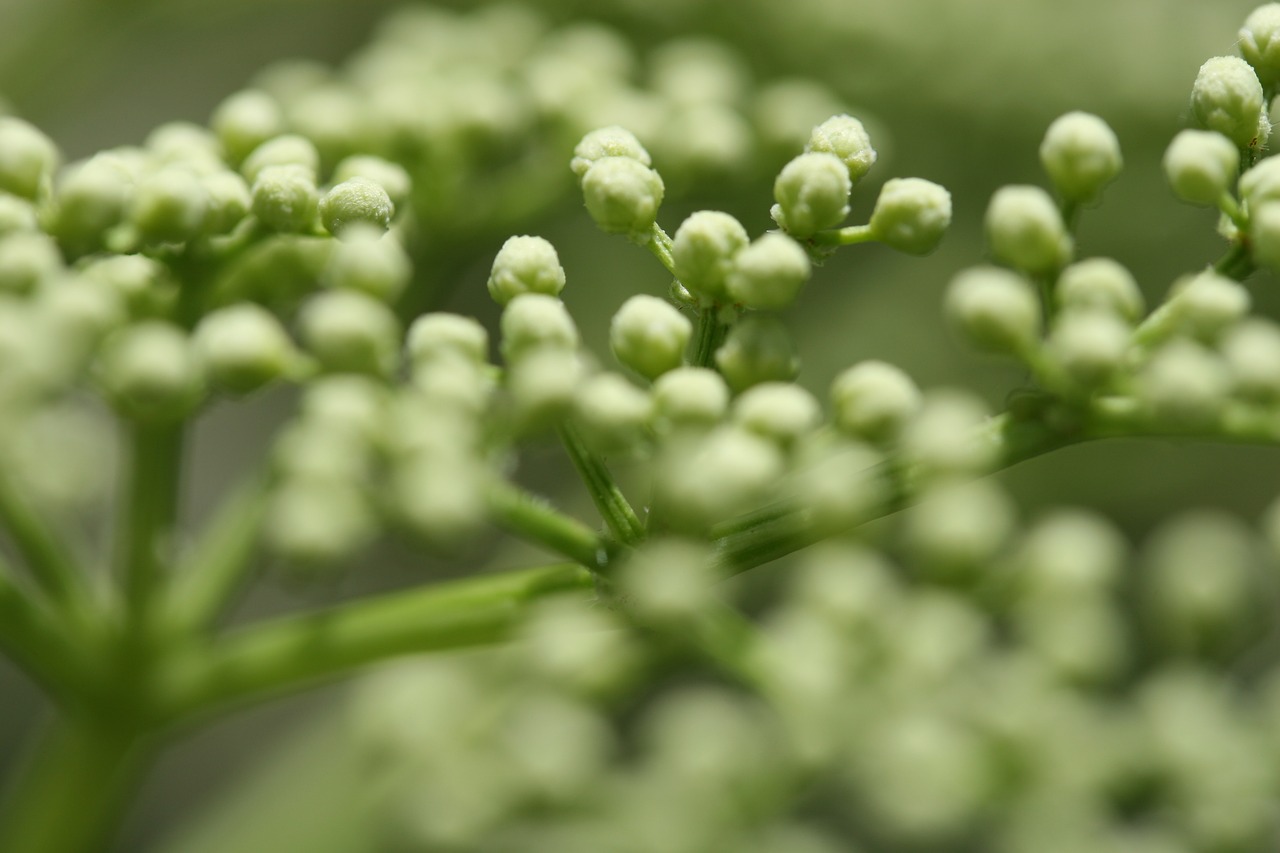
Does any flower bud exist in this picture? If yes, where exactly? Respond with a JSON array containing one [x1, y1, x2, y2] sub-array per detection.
[[0, 194, 37, 236], [194, 302, 297, 395], [1190, 56, 1266, 149], [900, 389, 997, 478], [830, 359, 921, 442], [390, 455, 488, 551], [241, 134, 320, 183], [0, 232, 62, 295], [79, 254, 174, 319], [573, 372, 652, 450], [507, 347, 587, 428], [805, 114, 877, 184], [1250, 200, 1280, 271], [300, 376, 389, 443], [319, 177, 393, 236], [332, 156, 412, 211], [1016, 510, 1126, 600], [616, 539, 717, 622], [671, 210, 748, 304], [651, 366, 729, 429], [1241, 4, 1280, 89], [770, 151, 850, 238], [714, 314, 799, 392], [570, 126, 652, 181], [406, 313, 489, 367], [130, 167, 208, 244], [1047, 309, 1130, 387], [725, 232, 811, 310], [298, 290, 400, 376], [944, 266, 1042, 355], [97, 321, 204, 422], [985, 185, 1072, 274], [0, 117, 59, 200], [657, 426, 784, 530], [733, 381, 821, 446], [1138, 339, 1230, 425], [211, 89, 285, 167], [322, 226, 411, 303], [146, 123, 221, 172], [1055, 257, 1144, 321], [51, 156, 133, 250], [906, 479, 1016, 571], [868, 177, 952, 256], [1039, 112, 1122, 203], [487, 235, 566, 305], [265, 480, 376, 566], [1222, 317, 1280, 399], [1239, 155, 1280, 209], [1163, 129, 1239, 206], [200, 171, 252, 235], [609, 294, 692, 380], [251, 164, 318, 233], [1166, 271, 1250, 340], [500, 293, 579, 361], [580, 156, 664, 237]]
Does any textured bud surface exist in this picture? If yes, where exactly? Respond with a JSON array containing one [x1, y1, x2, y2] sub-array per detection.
[[581, 157, 664, 236], [1039, 111, 1122, 203], [319, 178, 394, 236], [1190, 56, 1265, 149], [985, 185, 1072, 273], [609, 294, 692, 380], [487, 235, 566, 305], [805, 114, 876, 184], [830, 360, 921, 442], [945, 266, 1042, 354], [1163, 130, 1238, 206], [869, 177, 952, 256], [1240, 4, 1280, 89], [570, 126, 652, 180], [771, 151, 851, 238], [671, 211, 748, 304], [725, 232, 811, 310]]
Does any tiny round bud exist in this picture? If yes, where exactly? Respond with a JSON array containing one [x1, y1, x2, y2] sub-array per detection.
[[1016, 510, 1126, 600], [79, 254, 174, 319], [406, 313, 489, 367], [500, 293, 579, 361], [651, 366, 729, 429], [671, 210, 749, 304], [200, 171, 252, 235], [770, 151, 851, 238], [944, 266, 1042, 355], [300, 376, 389, 442], [241, 134, 320, 183], [1222, 317, 1280, 399], [507, 347, 587, 427], [868, 177, 952, 256], [1166, 271, 1251, 340], [0, 117, 59, 200], [331, 155, 412, 210], [211, 89, 285, 167], [130, 168, 208, 244], [1239, 155, 1280, 209], [1138, 340, 1230, 425], [0, 194, 37, 236], [616, 539, 718, 622], [194, 303, 297, 395], [1190, 56, 1266, 149], [1241, 4, 1280, 89], [733, 381, 821, 446], [609, 294, 692, 380], [1249, 201, 1280, 272], [390, 455, 488, 551], [906, 479, 1016, 571], [97, 321, 204, 422], [0, 232, 62, 295], [487, 235, 566, 305], [1038, 112, 1122, 203], [725, 232, 811, 311], [714, 314, 800, 392], [900, 389, 997, 478], [1056, 257, 1144, 321], [573, 372, 652, 450], [251, 164, 318, 233], [51, 156, 133, 249], [1163, 129, 1239, 206], [298, 290, 401, 376], [580, 156, 664, 237], [1047, 309, 1130, 387], [658, 426, 785, 529], [830, 359, 921, 442], [806, 114, 877, 184], [985, 185, 1072, 274], [322, 226, 411, 303], [146, 123, 221, 171], [570, 126, 652, 180], [265, 480, 376, 567], [319, 177, 393, 236]]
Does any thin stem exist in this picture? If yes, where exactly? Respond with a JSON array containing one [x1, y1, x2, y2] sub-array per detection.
[[1213, 241, 1255, 281], [0, 470, 87, 614], [114, 421, 186, 626], [0, 564, 94, 702], [810, 223, 876, 247], [557, 423, 645, 547], [690, 306, 726, 369], [643, 223, 676, 275], [1217, 192, 1247, 231], [1060, 199, 1081, 234], [156, 562, 595, 723], [487, 482, 609, 571]]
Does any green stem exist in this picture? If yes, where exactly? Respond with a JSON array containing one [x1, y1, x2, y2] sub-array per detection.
[[810, 223, 875, 246], [114, 421, 186, 625], [156, 562, 595, 723], [557, 423, 645, 547], [643, 223, 676, 275], [487, 482, 608, 571], [0, 470, 88, 614], [0, 565, 94, 702], [1213, 241, 1255, 281], [691, 306, 726, 369]]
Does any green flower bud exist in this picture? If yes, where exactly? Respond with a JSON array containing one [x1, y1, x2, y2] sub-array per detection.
[[1047, 309, 1130, 387], [1056, 257, 1144, 321], [770, 151, 851, 238], [79, 254, 174, 319], [944, 266, 1042, 355], [1249, 200, 1280, 271], [570, 126, 652, 180], [794, 440, 888, 533], [1163, 129, 1239, 206], [900, 389, 997, 478], [725, 232, 811, 311], [580, 156, 664, 237], [298, 290, 400, 376], [985, 185, 1072, 274], [753, 79, 849, 161], [1016, 510, 1126, 600], [733, 381, 821, 446], [830, 359, 922, 442], [1239, 155, 1280, 209], [0, 117, 59, 200], [251, 164, 318, 233], [319, 177, 393, 236], [1241, 4, 1280, 89], [507, 347, 587, 428], [658, 426, 785, 529], [1222, 317, 1280, 399], [241, 134, 320, 183], [390, 455, 488, 551], [500, 293, 579, 361], [321, 226, 411, 303], [332, 155, 412, 211], [0, 232, 62, 295], [715, 315, 799, 392], [193, 303, 297, 395], [130, 167, 208, 244], [906, 479, 1016, 571], [1138, 339, 1230, 425], [671, 210, 749, 304], [1190, 56, 1266, 149], [411, 356, 494, 418], [806, 114, 876, 184], [211, 89, 285, 167], [300, 376, 389, 443], [97, 321, 204, 422], [609, 294, 692, 380], [651, 366, 729, 429], [868, 177, 952, 256], [573, 372, 652, 451], [616, 539, 717, 622], [265, 480, 376, 566], [1038, 112, 1122, 203], [407, 313, 489, 367], [487, 235, 566, 305], [51, 156, 133, 250], [200, 171, 252, 235], [1166, 271, 1251, 340], [275, 424, 371, 490], [38, 274, 126, 361], [146, 122, 221, 172], [0, 193, 37, 235]]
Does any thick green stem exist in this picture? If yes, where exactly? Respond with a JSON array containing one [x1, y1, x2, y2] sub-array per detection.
[[487, 482, 608, 571], [115, 421, 186, 626], [557, 423, 645, 547]]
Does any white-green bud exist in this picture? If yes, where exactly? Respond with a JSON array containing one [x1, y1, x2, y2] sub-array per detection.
[[793, 440, 888, 533], [500, 293, 579, 361], [130, 167, 208, 244], [906, 479, 1016, 571], [1250, 201, 1280, 272], [300, 376, 389, 444], [1137, 339, 1230, 425], [805, 114, 877, 184], [241, 134, 321, 183], [0, 194, 37, 235], [211, 89, 285, 167], [725, 233, 811, 311], [0, 117, 59, 200], [714, 315, 800, 392], [322, 226, 411, 303], [1056, 257, 1144, 321], [671, 210, 749, 304], [944, 266, 1042, 355], [487, 235, 566, 305], [0, 232, 62, 295], [1163, 130, 1239, 206], [985, 185, 1072, 274], [733, 381, 821, 446], [51, 156, 133, 248], [572, 372, 652, 451], [658, 426, 785, 529], [194, 302, 297, 395], [616, 539, 717, 623], [79, 254, 173, 319], [410, 356, 494, 418], [38, 274, 126, 358], [406, 313, 489, 367], [146, 123, 221, 172], [1016, 510, 1126, 600], [570, 126, 652, 181], [1222, 317, 1280, 399], [97, 321, 204, 422], [200, 171, 252, 235], [1241, 4, 1280, 89], [1038, 112, 1123, 203], [1047, 309, 1130, 387], [1190, 56, 1266, 149], [298, 290, 400, 376], [251, 164, 318, 233], [507, 347, 587, 428], [332, 155, 412, 211], [319, 178, 393, 236], [1166, 271, 1251, 340], [390, 455, 488, 551], [900, 389, 997, 478], [868, 177, 952, 256], [265, 480, 375, 566], [580, 156, 664, 237], [609, 294, 691, 380], [1239, 155, 1280, 209], [830, 359, 921, 442], [651, 366, 730, 429], [770, 151, 851, 238]]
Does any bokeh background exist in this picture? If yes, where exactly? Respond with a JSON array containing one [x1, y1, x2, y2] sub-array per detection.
[[0, 0, 1275, 848]]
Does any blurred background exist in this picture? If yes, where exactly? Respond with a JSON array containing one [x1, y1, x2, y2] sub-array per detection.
[[0, 0, 1275, 848]]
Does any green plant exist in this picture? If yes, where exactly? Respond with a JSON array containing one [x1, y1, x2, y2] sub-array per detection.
[[4, 3, 1280, 852]]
